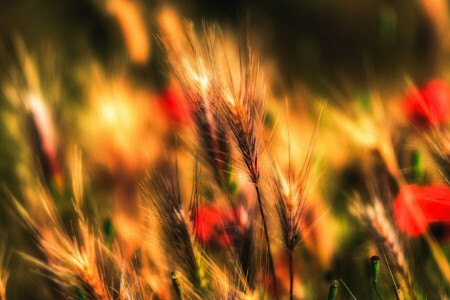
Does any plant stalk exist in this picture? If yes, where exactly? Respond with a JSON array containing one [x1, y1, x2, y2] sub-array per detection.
[[373, 281, 384, 300], [255, 185, 277, 294], [289, 250, 293, 300]]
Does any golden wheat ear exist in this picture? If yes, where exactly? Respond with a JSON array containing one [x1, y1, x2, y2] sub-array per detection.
[[210, 30, 278, 294], [159, 17, 234, 194], [270, 104, 321, 300], [159, 17, 277, 295], [141, 162, 208, 298]]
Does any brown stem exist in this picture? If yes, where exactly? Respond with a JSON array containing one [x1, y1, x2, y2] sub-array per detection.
[[255, 185, 277, 294], [289, 251, 293, 300]]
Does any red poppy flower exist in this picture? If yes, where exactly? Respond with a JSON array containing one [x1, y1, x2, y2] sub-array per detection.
[[192, 204, 248, 247], [158, 87, 191, 125], [193, 205, 222, 244], [394, 184, 450, 237], [402, 79, 450, 127]]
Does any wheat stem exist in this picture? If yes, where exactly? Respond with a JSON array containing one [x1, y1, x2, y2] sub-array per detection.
[[255, 185, 277, 294], [289, 251, 293, 300]]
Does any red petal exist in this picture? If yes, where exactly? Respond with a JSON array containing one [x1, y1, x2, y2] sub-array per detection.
[[394, 184, 450, 236], [158, 87, 191, 125], [419, 184, 450, 222], [402, 79, 450, 126], [194, 206, 222, 243], [394, 184, 429, 235]]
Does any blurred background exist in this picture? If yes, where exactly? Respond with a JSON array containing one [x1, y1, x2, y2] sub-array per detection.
[[1, 0, 449, 93]]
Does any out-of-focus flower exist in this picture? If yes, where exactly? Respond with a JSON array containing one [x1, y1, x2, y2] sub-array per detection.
[[157, 87, 191, 126], [80, 69, 162, 173], [193, 205, 221, 244], [193, 204, 247, 247], [394, 184, 450, 237], [402, 79, 450, 127]]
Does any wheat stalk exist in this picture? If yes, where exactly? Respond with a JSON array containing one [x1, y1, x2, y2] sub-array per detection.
[[159, 17, 277, 293]]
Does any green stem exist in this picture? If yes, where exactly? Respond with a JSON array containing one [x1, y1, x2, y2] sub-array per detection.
[[327, 280, 339, 300], [373, 281, 385, 300], [371, 256, 384, 300]]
